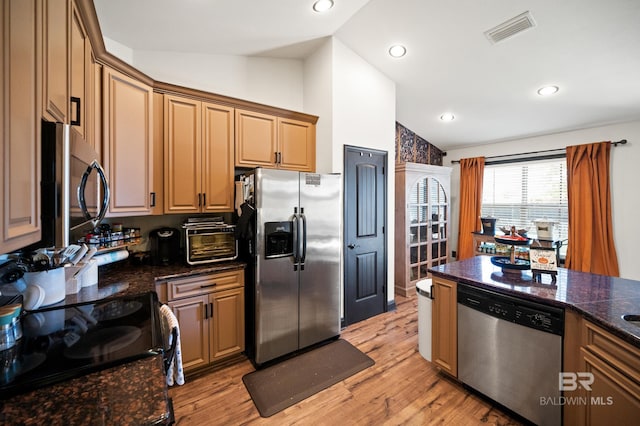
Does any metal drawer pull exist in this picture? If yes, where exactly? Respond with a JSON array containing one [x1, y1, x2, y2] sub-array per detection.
[[199, 283, 218, 289]]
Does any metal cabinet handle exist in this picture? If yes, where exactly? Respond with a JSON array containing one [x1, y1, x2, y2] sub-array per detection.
[[199, 283, 217, 289], [70, 96, 81, 126], [202, 193, 206, 207], [209, 302, 213, 318], [150, 192, 156, 207]]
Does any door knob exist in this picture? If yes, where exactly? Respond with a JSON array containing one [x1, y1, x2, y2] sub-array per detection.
[[347, 243, 358, 249]]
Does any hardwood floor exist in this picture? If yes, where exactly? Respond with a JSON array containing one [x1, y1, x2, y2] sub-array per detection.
[[169, 295, 523, 425]]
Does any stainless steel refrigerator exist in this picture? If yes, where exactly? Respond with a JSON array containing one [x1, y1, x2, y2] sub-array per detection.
[[241, 168, 342, 366]]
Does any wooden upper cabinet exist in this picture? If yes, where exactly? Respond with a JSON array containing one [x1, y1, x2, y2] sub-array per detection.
[[164, 95, 201, 214], [41, 0, 69, 124], [1, 0, 42, 253], [69, 0, 91, 139], [102, 66, 154, 216], [235, 109, 316, 172], [151, 92, 164, 215], [164, 94, 234, 214], [202, 102, 235, 212], [235, 109, 277, 168], [278, 118, 315, 172]]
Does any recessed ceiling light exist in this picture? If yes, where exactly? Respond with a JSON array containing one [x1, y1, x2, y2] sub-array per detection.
[[440, 112, 455, 122], [537, 85, 559, 96], [388, 45, 407, 58], [313, 0, 334, 12]]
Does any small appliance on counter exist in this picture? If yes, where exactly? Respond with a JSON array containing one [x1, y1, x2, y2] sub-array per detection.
[[149, 228, 181, 266], [182, 217, 237, 265]]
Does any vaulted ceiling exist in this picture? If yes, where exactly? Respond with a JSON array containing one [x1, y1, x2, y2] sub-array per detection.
[[94, 0, 640, 150]]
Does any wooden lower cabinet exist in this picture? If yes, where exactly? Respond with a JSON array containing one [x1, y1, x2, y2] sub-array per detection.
[[564, 313, 640, 425], [161, 269, 245, 373], [431, 276, 457, 377]]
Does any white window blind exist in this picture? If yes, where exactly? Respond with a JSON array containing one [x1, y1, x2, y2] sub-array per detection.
[[481, 159, 568, 244]]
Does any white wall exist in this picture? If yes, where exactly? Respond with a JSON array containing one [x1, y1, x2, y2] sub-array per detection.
[[305, 37, 397, 304], [131, 49, 304, 112], [303, 38, 334, 173], [446, 120, 640, 280], [103, 36, 134, 65]]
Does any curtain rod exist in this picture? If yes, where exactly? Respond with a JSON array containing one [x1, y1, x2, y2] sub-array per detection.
[[449, 139, 627, 164]]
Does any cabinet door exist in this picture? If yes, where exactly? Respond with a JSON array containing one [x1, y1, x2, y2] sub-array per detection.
[[150, 92, 164, 215], [103, 67, 153, 216], [169, 296, 209, 372], [432, 277, 457, 377], [1, 0, 42, 253], [277, 118, 315, 172], [164, 95, 201, 214], [235, 109, 277, 168], [41, 0, 69, 123], [210, 287, 245, 362], [581, 351, 640, 425], [89, 58, 102, 159], [202, 102, 234, 212], [69, 1, 90, 139]]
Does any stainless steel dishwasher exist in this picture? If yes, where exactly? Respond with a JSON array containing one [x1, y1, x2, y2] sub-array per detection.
[[457, 283, 564, 426]]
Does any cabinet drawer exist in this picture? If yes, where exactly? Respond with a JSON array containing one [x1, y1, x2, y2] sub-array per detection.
[[167, 270, 244, 300], [583, 320, 640, 384]]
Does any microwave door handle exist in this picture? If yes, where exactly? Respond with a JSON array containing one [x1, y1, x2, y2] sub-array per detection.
[[300, 209, 307, 270], [77, 164, 93, 221], [93, 160, 110, 227], [75, 160, 110, 229]]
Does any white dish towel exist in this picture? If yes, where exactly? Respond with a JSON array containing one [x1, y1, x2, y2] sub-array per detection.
[[159, 304, 185, 386]]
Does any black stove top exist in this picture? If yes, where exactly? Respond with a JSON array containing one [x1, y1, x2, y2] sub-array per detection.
[[0, 292, 163, 399]]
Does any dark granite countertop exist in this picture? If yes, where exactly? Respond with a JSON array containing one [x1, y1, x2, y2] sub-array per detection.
[[429, 256, 640, 348], [1, 260, 245, 424], [0, 356, 170, 426]]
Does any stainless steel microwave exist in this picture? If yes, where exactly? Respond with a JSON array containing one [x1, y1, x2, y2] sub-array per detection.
[[183, 221, 238, 265], [24, 121, 109, 251]]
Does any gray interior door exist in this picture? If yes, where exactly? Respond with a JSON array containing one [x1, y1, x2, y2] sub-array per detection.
[[344, 146, 387, 325]]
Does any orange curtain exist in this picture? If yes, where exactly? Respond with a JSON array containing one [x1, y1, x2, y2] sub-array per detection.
[[565, 142, 619, 276], [457, 157, 485, 260]]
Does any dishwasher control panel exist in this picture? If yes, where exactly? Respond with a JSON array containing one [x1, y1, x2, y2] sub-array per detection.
[[457, 283, 564, 335]]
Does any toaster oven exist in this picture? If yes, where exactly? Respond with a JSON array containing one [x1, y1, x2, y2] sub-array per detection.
[[183, 220, 238, 265]]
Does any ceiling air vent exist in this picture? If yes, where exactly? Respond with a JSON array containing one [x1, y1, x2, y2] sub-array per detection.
[[485, 11, 536, 44]]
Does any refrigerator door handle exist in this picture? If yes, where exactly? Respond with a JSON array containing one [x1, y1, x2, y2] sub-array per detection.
[[292, 208, 300, 271], [300, 210, 307, 270]]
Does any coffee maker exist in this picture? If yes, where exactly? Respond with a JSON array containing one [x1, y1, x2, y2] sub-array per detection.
[[149, 227, 181, 265]]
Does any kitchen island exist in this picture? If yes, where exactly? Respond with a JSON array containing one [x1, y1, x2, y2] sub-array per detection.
[[0, 260, 245, 425], [429, 256, 640, 425], [429, 255, 640, 347]]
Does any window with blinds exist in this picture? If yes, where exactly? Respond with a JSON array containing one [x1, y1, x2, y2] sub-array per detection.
[[481, 159, 568, 244]]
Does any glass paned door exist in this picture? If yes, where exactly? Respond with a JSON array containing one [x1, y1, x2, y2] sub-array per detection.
[[407, 176, 448, 283]]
